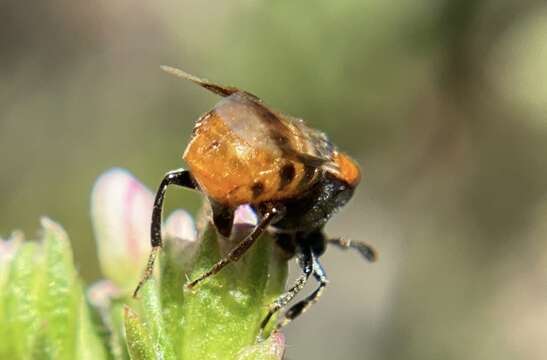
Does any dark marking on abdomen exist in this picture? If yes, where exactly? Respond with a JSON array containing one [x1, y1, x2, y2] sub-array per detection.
[[279, 163, 296, 191], [251, 181, 265, 198], [298, 164, 317, 190]]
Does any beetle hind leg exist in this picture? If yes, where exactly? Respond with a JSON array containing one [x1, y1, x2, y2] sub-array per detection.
[[133, 168, 197, 298], [273, 249, 328, 332], [257, 243, 313, 340]]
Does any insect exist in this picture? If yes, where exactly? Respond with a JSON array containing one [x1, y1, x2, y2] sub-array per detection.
[[133, 66, 376, 336]]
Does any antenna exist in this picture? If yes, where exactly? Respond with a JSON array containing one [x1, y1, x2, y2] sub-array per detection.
[[160, 65, 239, 97]]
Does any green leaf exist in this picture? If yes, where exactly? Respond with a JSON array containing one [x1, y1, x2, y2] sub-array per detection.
[[123, 305, 154, 360], [1, 241, 43, 359], [37, 218, 81, 359], [177, 222, 287, 360], [139, 279, 176, 359], [75, 297, 109, 360], [2, 191, 290, 359], [159, 239, 189, 359], [0, 219, 107, 360], [110, 301, 131, 360]]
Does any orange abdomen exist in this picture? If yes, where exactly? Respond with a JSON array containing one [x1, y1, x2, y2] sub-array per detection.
[[183, 94, 318, 206]]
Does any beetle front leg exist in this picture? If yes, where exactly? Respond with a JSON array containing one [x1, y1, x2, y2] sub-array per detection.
[[328, 238, 377, 262], [133, 168, 197, 298], [185, 203, 283, 289]]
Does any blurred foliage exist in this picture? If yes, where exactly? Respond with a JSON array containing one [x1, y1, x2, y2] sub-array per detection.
[[1, 0, 547, 359]]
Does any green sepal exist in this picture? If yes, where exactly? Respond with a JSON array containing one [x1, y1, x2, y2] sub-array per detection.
[[38, 218, 82, 359], [0, 218, 108, 360], [177, 221, 287, 360], [138, 279, 176, 359], [76, 297, 109, 360], [1, 241, 42, 359], [159, 238, 191, 359], [123, 305, 155, 360]]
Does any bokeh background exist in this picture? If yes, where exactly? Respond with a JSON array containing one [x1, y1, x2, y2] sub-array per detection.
[[2, 1, 547, 359]]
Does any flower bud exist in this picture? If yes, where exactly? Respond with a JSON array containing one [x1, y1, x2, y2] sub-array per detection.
[[91, 168, 154, 291]]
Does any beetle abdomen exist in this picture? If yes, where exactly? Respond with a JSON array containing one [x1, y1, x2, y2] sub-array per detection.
[[183, 93, 320, 206]]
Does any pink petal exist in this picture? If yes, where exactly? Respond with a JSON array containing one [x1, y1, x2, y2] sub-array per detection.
[[0, 231, 23, 265], [233, 204, 258, 226], [0, 232, 24, 287], [164, 209, 197, 243], [91, 168, 154, 290], [91, 168, 198, 292], [87, 279, 121, 309], [236, 332, 286, 359]]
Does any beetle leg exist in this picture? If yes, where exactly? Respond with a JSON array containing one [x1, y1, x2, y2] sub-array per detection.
[[257, 245, 313, 341], [185, 203, 282, 289], [274, 249, 328, 332], [328, 238, 377, 262], [210, 200, 235, 238], [133, 168, 197, 298]]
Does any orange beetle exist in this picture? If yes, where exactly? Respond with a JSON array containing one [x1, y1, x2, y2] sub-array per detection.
[[134, 66, 376, 335]]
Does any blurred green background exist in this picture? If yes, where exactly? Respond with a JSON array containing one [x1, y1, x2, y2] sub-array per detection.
[[2, 0, 547, 359]]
